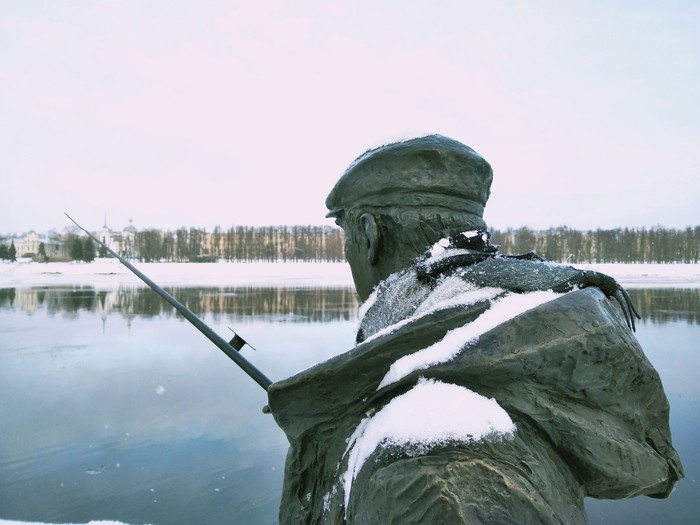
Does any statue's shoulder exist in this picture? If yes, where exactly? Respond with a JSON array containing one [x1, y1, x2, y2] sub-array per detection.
[[269, 288, 623, 438], [268, 299, 491, 434]]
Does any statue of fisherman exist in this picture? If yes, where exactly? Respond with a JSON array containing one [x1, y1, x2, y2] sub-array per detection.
[[267, 135, 683, 524]]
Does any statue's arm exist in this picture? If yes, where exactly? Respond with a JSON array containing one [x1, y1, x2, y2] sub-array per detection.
[[454, 258, 641, 331], [577, 270, 640, 331]]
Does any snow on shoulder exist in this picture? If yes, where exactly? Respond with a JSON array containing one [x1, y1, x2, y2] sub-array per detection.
[[378, 287, 562, 388], [341, 377, 516, 513]]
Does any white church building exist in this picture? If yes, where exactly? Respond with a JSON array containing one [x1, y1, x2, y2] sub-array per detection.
[[95, 219, 138, 259]]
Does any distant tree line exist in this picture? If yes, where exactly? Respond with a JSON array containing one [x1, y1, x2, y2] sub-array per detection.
[[133, 225, 345, 263], [64, 234, 96, 263], [131, 224, 700, 263], [490, 226, 700, 264], [2, 225, 698, 263], [0, 241, 17, 262]]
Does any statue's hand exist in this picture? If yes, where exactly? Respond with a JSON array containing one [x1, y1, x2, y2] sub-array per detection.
[[582, 270, 641, 331]]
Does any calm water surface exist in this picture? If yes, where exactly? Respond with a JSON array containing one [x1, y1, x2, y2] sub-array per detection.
[[0, 286, 697, 524]]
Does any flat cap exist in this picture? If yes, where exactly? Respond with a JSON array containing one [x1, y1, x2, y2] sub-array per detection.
[[326, 135, 493, 219]]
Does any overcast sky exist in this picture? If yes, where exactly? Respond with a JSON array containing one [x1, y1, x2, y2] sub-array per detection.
[[1, 1, 698, 236]]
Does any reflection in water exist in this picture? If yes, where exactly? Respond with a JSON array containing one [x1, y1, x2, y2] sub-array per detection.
[[0, 286, 360, 323], [628, 288, 700, 325], [3, 286, 698, 325]]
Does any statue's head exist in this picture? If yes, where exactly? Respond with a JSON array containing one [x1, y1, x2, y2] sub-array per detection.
[[326, 134, 493, 300]]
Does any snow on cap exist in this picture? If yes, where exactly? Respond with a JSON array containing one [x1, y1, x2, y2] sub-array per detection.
[[326, 135, 493, 219]]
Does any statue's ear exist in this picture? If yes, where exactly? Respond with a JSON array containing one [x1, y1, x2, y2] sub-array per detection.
[[360, 213, 380, 265]]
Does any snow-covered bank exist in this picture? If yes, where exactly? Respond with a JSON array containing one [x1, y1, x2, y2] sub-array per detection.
[[0, 259, 354, 289], [577, 263, 700, 288], [0, 521, 136, 525], [0, 259, 698, 289]]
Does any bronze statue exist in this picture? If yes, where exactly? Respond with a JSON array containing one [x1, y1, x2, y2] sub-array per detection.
[[268, 135, 682, 524]]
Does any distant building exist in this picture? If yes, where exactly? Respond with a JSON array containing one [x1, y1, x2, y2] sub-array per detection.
[[3, 219, 141, 262], [15, 231, 42, 257], [15, 231, 68, 260], [97, 222, 119, 254], [96, 219, 139, 259], [121, 219, 138, 258]]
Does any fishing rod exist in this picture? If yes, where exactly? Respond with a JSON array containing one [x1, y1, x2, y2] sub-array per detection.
[[64, 213, 273, 392]]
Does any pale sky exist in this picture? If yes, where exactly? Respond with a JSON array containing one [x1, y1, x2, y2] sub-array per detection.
[[1, 0, 698, 236]]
